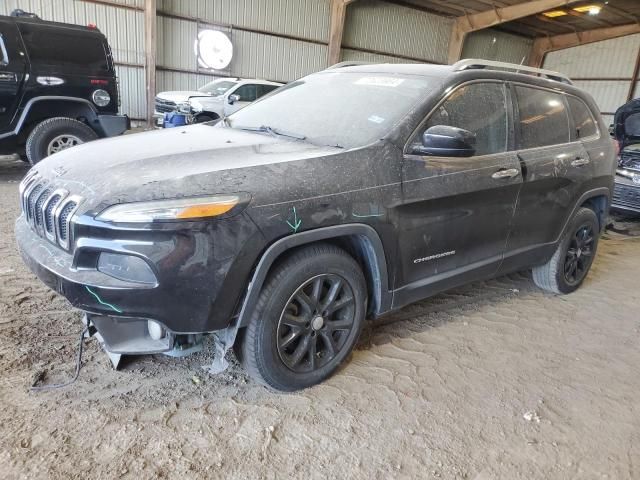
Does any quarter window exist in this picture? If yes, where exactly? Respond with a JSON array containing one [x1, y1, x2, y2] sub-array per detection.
[[567, 96, 598, 140], [421, 82, 508, 156], [515, 86, 570, 149]]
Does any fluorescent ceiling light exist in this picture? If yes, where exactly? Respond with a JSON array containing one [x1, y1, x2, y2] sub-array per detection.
[[543, 10, 568, 18], [573, 5, 602, 15]]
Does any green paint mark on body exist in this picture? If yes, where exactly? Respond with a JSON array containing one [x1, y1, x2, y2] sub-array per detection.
[[85, 286, 123, 314], [286, 206, 302, 233]]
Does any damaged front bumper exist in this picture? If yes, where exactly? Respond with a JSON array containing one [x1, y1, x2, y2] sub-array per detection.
[[14, 214, 234, 367]]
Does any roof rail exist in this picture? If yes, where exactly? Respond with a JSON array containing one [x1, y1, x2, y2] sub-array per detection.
[[326, 61, 371, 70], [452, 58, 572, 85]]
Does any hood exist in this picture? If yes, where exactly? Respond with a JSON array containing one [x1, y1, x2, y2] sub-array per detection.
[[613, 98, 640, 148], [33, 125, 340, 214], [156, 90, 210, 103]]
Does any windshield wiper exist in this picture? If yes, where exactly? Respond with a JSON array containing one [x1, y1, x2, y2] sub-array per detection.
[[238, 125, 306, 141]]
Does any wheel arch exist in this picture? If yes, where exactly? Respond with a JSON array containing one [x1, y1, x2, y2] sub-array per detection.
[[580, 193, 609, 231], [237, 224, 393, 327], [11, 97, 100, 140]]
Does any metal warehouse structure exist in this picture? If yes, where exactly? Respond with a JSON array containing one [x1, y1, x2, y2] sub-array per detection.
[[1, 0, 639, 127]]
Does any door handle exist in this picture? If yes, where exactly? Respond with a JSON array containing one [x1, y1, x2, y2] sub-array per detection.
[[0, 72, 16, 82], [491, 168, 520, 179], [571, 158, 590, 167]]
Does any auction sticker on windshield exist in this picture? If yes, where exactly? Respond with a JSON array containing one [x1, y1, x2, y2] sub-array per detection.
[[355, 77, 405, 87]]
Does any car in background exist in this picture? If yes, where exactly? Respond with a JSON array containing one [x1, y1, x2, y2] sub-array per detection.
[[154, 78, 282, 127], [0, 10, 129, 164], [611, 98, 640, 215]]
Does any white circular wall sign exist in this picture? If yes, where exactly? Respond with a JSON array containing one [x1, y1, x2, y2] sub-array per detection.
[[195, 30, 233, 70]]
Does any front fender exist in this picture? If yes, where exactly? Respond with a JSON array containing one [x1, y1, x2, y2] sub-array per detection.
[[237, 223, 393, 327]]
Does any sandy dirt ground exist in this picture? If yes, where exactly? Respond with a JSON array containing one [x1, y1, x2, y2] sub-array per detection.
[[1, 155, 640, 479]]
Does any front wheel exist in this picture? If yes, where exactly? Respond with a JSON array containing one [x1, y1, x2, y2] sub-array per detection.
[[26, 117, 98, 165], [532, 207, 600, 294], [237, 244, 367, 391]]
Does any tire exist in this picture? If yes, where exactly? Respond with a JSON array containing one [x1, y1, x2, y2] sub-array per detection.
[[238, 243, 367, 391], [532, 207, 600, 294], [26, 117, 98, 165]]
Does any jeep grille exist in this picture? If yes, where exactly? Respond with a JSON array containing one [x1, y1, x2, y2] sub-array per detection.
[[19, 171, 82, 251]]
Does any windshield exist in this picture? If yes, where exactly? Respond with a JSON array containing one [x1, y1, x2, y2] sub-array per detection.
[[198, 80, 238, 96], [227, 71, 436, 149]]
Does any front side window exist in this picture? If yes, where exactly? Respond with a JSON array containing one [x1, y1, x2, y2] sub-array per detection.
[[567, 96, 598, 140], [19, 25, 109, 72], [515, 86, 570, 149], [233, 84, 258, 102], [419, 82, 508, 156]]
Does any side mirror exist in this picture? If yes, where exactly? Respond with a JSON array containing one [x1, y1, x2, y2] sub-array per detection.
[[228, 94, 240, 105], [412, 125, 476, 157]]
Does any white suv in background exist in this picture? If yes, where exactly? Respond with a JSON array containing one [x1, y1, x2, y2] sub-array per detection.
[[154, 78, 283, 126]]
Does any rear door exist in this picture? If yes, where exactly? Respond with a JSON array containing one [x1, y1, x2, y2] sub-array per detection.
[[394, 81, 522, 304], [0, 18, 27, 132], [501, 84, 591, 268]]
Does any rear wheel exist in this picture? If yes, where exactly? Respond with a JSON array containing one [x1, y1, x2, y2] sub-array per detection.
[[237, 244, 367, 391], [26, 117, 98, 165], [532, 207, 599, 294]]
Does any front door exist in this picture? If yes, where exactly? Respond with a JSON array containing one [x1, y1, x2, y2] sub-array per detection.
[[394, 81, 522, 306], [0, 19, 27, 132], [224, 83, 258, 116]]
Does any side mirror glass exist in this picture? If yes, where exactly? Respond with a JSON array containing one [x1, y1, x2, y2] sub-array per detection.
[[412, 125, 476, 157], [228, 94, 240, 105]]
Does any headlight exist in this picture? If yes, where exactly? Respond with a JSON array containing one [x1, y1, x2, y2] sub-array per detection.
[[177, 102, 192, 114], [95, 195, 240, 223], [190, 100, 204, 113], [92, 89, 111, 107]]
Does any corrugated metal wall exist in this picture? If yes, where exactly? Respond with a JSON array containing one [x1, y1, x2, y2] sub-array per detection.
[[544, 34, 640, 126], [1, 0, 537, 123], [462, 29, 533, 65], [342, 0, 452, 64]]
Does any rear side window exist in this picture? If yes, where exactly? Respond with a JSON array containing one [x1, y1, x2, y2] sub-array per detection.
[[19, 25, 109, 72], [423, 82, 508, 156], [515, 86, 570, 149], [258, 84, 279, 97], [567, 96, 598, 140]]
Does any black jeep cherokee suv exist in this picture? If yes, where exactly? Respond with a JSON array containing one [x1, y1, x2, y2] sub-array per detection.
[[16, 60, 615, 391], [0, 11, 128, 164]]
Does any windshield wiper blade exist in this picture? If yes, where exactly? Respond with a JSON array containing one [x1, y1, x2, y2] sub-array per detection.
[[239, 125, 306, 140]]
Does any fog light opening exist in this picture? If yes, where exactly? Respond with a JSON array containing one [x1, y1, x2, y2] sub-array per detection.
[[147, 320, 165, 341]]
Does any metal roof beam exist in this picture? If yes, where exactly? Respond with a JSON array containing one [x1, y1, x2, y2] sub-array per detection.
[[528, 23, 640, 67], [448, 0, 579, 64]]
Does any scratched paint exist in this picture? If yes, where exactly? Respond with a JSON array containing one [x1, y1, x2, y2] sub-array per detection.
[[286, 206, 302, 233], [85, 286, 123, 314]]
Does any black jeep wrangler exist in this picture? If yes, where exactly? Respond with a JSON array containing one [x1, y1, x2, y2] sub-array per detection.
[[0, 11, 128, 164], [16, 60, 615, 391]]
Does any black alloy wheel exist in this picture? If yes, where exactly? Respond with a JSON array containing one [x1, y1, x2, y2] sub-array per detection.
[[564, 224, 595, 286], [277, 274, 356, 373]]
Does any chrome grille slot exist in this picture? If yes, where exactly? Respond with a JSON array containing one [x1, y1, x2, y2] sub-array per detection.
[[34, 188, 52, 228], [55, 197, 81, 250], [27, 184, 45, 223]]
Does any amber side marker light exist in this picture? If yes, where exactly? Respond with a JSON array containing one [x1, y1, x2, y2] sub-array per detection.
[[175, 201, 238, 219]]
